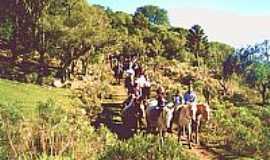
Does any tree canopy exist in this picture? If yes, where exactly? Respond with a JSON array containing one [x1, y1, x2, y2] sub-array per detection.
[[135, 5, 169, 26], [186, 24, 209, 66]]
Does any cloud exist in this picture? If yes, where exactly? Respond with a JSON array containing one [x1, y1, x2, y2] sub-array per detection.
[[168, 8, 270, 47]]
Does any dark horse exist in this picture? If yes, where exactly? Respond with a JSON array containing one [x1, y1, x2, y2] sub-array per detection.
[[122, 98, 144, 132]]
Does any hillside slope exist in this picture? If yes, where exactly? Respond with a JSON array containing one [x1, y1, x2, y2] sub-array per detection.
[[0, 79, 77, 119]]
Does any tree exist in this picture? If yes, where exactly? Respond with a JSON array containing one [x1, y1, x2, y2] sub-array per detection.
[[135, 5, 169, 26], [109, 11, 132, 32], [162, 31, 186, 59], [131, 12, 149, 31], [246, 62, 270, 105], [208, 42, 234, 69], [186, 25, 209, 67], [43, 0, 110, 81]]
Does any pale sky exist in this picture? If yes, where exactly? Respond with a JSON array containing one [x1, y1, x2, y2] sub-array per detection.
[[88, 0, 270, 47]]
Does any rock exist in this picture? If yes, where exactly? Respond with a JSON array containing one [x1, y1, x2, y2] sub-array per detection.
[[53, 79, 64, 88]]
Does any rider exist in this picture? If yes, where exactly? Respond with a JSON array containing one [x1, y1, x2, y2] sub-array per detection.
[[183, 84, 197, 121], [123, 93, 136, 111], [143, 74, 151, 100], [184, 85, 197, 104], [132, 82, 142, 100], [156, 86, 166, 109], [113, 61, 123, 85], [173, 90, 182, 106], [167, 90, 183, 133], [125, 65, 135, 94], [131, 82, 144, 127]]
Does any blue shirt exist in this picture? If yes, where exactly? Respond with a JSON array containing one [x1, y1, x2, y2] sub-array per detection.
[[184, 91, 196, 104], [174, 95, 182, 105]]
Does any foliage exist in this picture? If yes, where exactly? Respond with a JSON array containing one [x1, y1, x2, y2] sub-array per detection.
[[0, 99, 118, 159], [208, 42, 234, 69], [245, 62, 270, 105], [0, 19, 14, 42], [135, 5, 169, 25], [203, 103, 268, 158], [186, 25, 209, 66], [99, 134, 198, 160]]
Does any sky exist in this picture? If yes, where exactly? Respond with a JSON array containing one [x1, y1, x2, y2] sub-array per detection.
[[88, 0, 270, 47]]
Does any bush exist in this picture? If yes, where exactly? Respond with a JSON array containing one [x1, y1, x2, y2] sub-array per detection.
[[25, 72, 39, 83], [99, 134, 198, 160], [0, 100, 119, 159], [204, 103, 265, 157], [0, 102, 24, 159]]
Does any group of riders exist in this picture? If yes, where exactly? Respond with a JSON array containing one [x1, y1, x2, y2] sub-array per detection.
[[109, 54, 198, 133]]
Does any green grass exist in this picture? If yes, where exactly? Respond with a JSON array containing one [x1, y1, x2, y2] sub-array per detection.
[[0, 78, 75, 119]]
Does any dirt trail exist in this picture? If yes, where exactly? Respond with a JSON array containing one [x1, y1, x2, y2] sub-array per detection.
[[187, 146, 217, 160]]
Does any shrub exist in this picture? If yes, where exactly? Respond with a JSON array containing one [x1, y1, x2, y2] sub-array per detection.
[[99, 134, 198, 160], [204, 103, 265, 157], [0, 100, 119, 159]]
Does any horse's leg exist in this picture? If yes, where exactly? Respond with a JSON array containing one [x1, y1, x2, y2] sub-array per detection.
[[159, 129, 164, 147], [188, 123, 192, 149], [177, 125, 181, 143], [183, 126, 186, 137], [196, 121, 200, 145]]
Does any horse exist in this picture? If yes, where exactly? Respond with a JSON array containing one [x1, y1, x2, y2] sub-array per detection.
[[145, 99, 174, 145], [122, 97, 145, 132], [173, 104, 194, 149], [192, 103, 211, 145]]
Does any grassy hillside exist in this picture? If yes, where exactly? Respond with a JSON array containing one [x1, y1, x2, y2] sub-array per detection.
[[0, 79, 76, 119]]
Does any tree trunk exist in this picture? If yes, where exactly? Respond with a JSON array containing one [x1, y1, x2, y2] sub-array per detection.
[[11, 1, 19, 61], [195, 51, 199, 67], [219, 78, 228, 96], [81, 59, 87, 75], [260, 84, 268, 106], [37, 51, 46, 85]]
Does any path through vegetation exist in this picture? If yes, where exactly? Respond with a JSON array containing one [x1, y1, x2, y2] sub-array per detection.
[[99, 80, 220, 160]]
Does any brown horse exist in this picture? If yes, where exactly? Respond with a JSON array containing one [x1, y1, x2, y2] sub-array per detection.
[[173, 104, 193, 149], [188, 104, 210, 144], [192, 103, 211, 145]]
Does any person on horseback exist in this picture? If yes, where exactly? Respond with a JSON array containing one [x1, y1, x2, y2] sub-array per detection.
[[156, 86, 166, 109], [125, 65, 135, 94], [113, 61, 123, 85], [167, 90, 183, 133], [142, 74, 151, 100], [130, 82, 145, 129], [184, 86, 197, 104], [132, 82, 142, 100], [123, 93, 136, 111], [173, 90, 183, 106], [135, 71, 147, 99], [184, 85, 197, 121]]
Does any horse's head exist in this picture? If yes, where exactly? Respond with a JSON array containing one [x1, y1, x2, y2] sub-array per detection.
[[197, 104, 211, 121]]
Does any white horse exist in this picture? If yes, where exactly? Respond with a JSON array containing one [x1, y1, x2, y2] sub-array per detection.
[[145, 99, 174, 144]]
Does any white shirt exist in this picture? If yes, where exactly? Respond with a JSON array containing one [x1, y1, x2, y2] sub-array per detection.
[[135, 75, 147, 88], [126, 68, 135, 76]]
